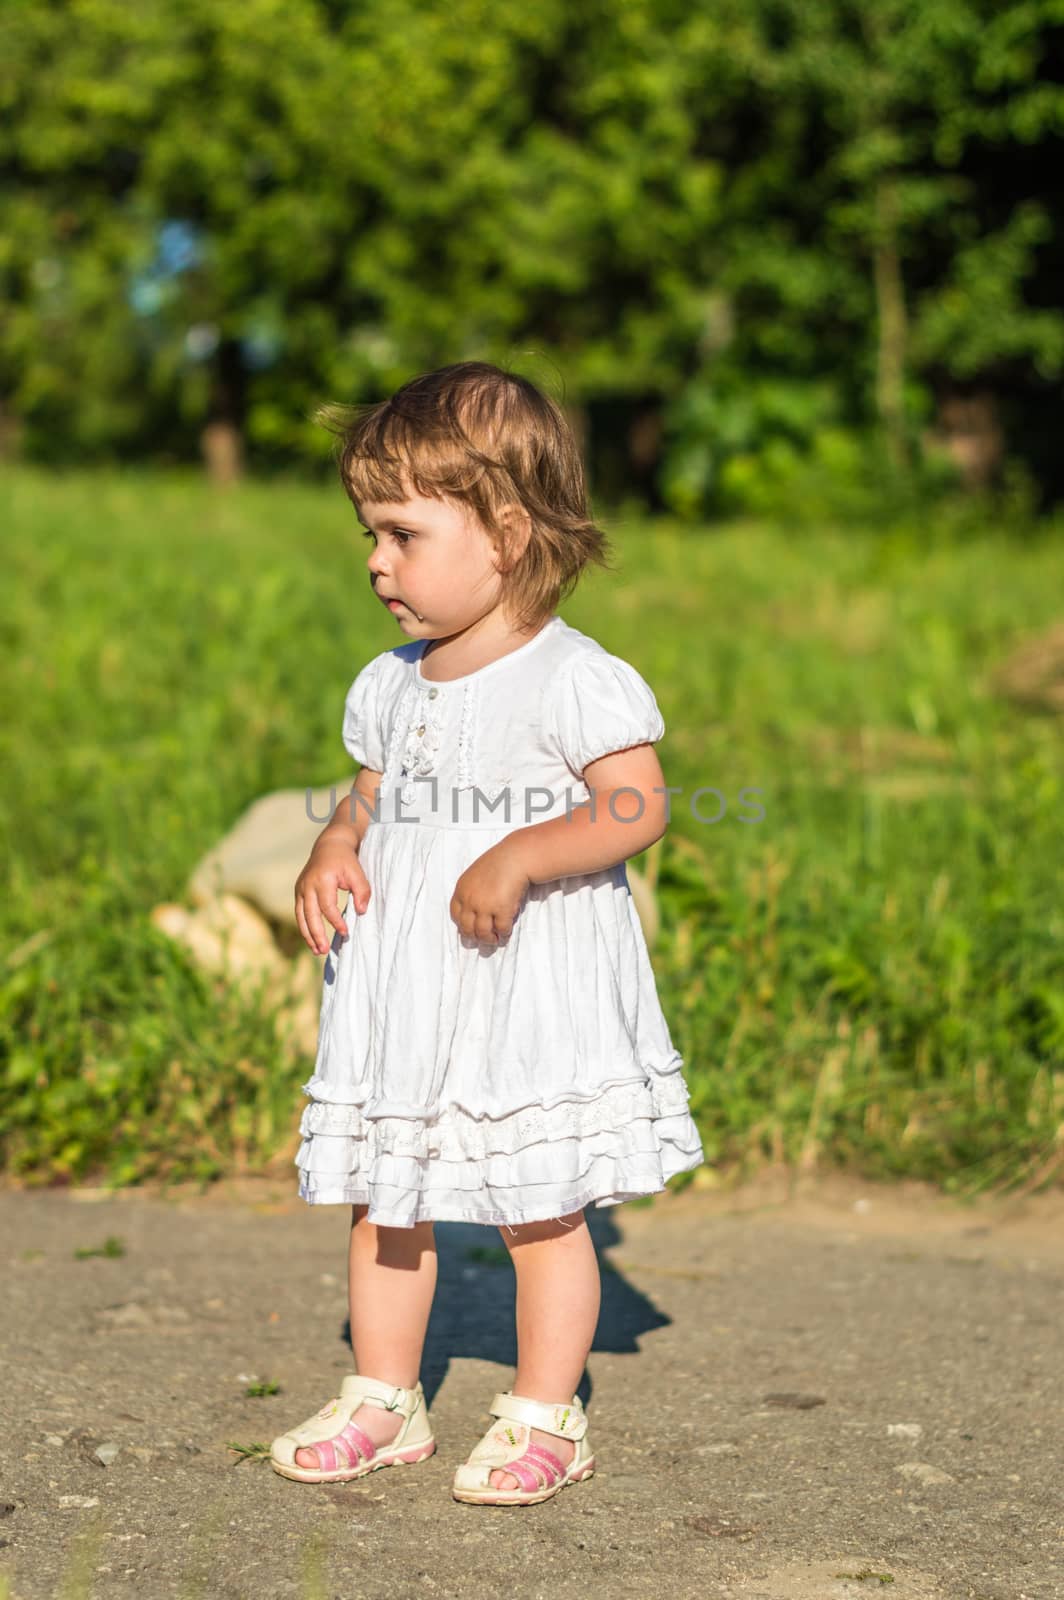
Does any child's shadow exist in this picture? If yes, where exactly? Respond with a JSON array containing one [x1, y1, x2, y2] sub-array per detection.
[[341, 1208, 670, 1415]]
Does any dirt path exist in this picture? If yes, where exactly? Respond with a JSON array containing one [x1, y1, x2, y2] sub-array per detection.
[[1, 1169, 1061, 1600]]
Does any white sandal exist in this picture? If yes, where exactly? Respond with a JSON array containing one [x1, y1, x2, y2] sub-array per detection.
[[270, 1374, 436, 1483], [452, 1390, 595, 1506]]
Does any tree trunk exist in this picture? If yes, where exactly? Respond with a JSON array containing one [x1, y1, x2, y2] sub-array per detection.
[[873, 177, 909, 470], [200, 337, 246, 485], [201, 421, 244, 486]]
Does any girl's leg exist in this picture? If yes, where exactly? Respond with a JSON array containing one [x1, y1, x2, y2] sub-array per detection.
[[488, 1209, 601, 1491], [295, 1204, 437, 1469]]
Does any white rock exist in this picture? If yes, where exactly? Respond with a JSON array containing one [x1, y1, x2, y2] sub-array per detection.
[[93, 1442, 120, 1466], [187, 783, 352, 926], [97, 1302, 150, 1328], [150, 895, 323, 1057], [887, 1422, 923, 1439], [895, 1461, 955, 1485], [60, 1495, 100, 1509], [150, 894, 287, 987]]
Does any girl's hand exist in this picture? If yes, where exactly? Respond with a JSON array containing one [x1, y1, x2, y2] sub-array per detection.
[[450, 842, 530, 944], [295, 840, 371, 955]]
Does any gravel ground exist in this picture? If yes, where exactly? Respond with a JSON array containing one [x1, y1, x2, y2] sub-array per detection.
[[1, 1168, 1061, 1600]]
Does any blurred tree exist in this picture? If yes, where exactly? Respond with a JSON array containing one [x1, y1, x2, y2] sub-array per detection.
[[658, 0, 1064, 498], [782, 1, 1059, 458], [0, 0, 349, 473], [0, 0, 1060, 503]]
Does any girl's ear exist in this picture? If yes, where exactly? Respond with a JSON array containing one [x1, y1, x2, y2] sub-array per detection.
[[495, 503, 533, 571]]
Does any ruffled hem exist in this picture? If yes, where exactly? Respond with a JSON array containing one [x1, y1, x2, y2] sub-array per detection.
[[293, 1057, 707, 1227], [296, 1145, 707, 1229], [295, 1063, 694, 1162]]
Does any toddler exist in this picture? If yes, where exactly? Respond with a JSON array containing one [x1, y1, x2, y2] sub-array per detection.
[[270, 361, 705, 1505]]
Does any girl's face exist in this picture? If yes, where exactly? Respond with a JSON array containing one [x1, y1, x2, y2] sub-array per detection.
[[357, 490, 516, 640]]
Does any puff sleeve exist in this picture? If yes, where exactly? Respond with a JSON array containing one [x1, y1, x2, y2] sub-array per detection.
[[547, 650, 665, 777], [341, 656, 387, 771]]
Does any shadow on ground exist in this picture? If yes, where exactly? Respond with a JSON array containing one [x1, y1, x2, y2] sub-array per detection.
[[1, 1171, 1061, 1600]]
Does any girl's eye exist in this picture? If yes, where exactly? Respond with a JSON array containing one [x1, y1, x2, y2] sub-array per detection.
[[361, 529, 412, 546]]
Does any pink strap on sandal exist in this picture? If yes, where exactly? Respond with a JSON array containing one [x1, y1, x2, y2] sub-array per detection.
[[499, 1440, 568, 1492], [271, 1374, 436, 1483], [313, 1418, 377, 1474], [452, 1390, 596, 1506]]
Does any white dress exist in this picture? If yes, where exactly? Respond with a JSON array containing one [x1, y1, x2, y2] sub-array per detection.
[[295, 613, 706, 1227]]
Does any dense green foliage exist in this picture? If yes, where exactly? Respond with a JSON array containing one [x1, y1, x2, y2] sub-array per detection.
[[2, 468, 1061, 1196], [1, 1, 1062, 505]]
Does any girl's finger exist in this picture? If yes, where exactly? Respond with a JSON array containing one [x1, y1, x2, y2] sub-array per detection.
[[305, 893, 332, 954], [345, 878, 369, 915], [294, 896, 314, 952]]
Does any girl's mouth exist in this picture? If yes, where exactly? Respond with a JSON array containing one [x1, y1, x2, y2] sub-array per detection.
[[379, 593, 423, 620]]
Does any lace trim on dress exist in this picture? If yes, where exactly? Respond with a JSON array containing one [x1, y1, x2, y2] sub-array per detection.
[[456, 680, 475, 790], [393, 674, 511, 800], [295, 1168, 703, 1225], [297, 1070, 695, 1162], [382, 681, 415, 782], [398, 681, 446, 804]]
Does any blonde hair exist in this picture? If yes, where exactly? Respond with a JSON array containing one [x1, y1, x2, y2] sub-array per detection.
[[314, 361, 614, 631]]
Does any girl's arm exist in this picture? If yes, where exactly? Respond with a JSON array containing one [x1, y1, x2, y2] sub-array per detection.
[[296, 766, 383, 953], [502, 743, 669, 883], [313, 765, 383, 857]]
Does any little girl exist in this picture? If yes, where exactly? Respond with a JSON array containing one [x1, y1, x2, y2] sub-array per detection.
[[270, 361, 706, 1506]]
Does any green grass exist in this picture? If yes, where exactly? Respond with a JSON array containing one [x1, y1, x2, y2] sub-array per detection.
[[72, 1234, 126, 1259], [1, 465, 1062, 1199]]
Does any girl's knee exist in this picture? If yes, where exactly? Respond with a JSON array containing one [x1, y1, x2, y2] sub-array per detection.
[[497, 1210, 585, 1246], [351, 1205, 435, 1239]]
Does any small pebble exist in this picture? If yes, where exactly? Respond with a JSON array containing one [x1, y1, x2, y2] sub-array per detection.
[[895, 1461, 955, 1485], [60, 1496, 100, 1510], [93, 1442, 120, 1467], [98, 1303, 151, 1328], [887, 1422, 923, 1439]]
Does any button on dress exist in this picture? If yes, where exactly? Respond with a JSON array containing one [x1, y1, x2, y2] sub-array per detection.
[[295, 613, 706, 1227]]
